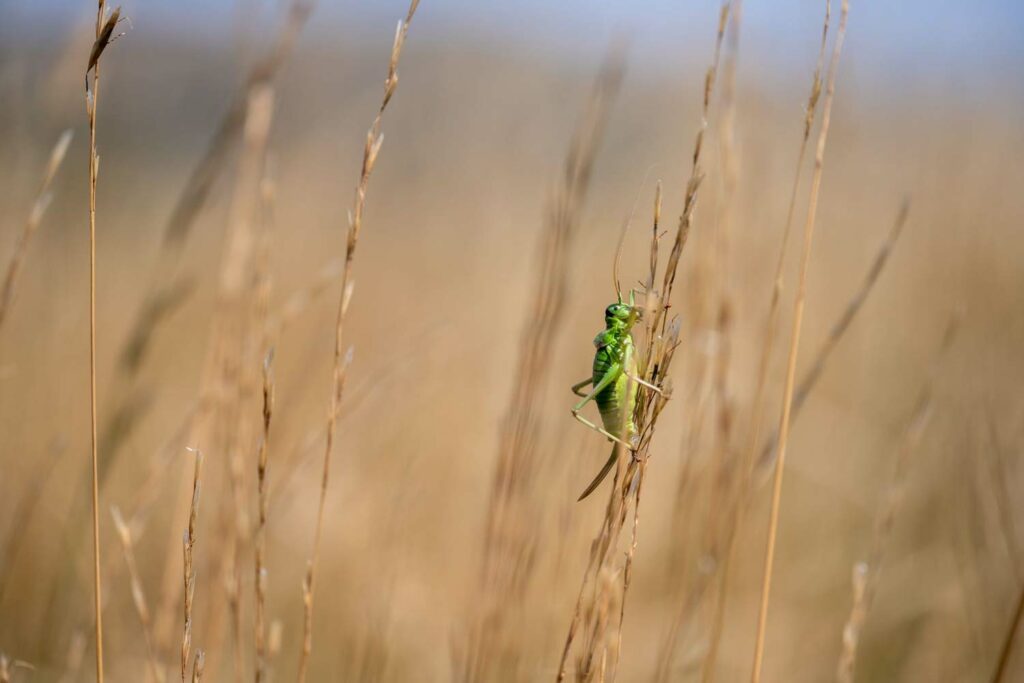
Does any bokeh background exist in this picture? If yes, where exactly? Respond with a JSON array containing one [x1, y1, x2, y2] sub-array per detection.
[[1, 0, 1023, 681]]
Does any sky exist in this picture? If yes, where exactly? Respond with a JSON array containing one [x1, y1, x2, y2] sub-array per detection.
[[3, 0, 1023, 94]]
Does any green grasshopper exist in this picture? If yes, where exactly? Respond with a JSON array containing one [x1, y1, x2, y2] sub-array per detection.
[[571, 288, 663, 500]]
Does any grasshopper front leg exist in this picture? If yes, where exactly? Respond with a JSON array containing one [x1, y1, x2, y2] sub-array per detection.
[[619, 341, 664, 396], [624, 372, 664, 395]]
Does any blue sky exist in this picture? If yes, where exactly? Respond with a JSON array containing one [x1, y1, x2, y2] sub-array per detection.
[[5, 0, 1023, 93]]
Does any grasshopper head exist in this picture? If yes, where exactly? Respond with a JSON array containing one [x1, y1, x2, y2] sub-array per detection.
[[604, 301, 639, 328], [605, 289, 643, 327], [604, 302, 630, 320]]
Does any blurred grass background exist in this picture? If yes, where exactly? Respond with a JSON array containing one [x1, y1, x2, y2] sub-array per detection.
[[1, 0, 1023, 680]]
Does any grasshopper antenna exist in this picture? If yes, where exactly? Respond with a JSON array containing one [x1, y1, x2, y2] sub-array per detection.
[[613, 164, 658, 303], [613, 218, 627, 303]]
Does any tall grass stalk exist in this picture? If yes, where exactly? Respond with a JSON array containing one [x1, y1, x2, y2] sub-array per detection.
[[696, 17, 834, 667], [697, 199, 908, 679], [700, 1, 831, 670], [610, 185, 662, 681], [152, 73, 276, 666], [558, 8, 731, 680], [749, 3, 849, 681], [459, 49, 623, 683], [181, 450, 204, 683], [85, 3, 124, 680], [297, 3, 420, 680], [697, 0, 744, 675], [755, 200, 910, 475], [255, 351, 275, 683]]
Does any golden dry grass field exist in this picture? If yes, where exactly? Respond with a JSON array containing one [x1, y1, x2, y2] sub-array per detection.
[[1, 1, 1023, 681]]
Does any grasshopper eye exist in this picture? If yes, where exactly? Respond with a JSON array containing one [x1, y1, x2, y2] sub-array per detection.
[[604, 304, 633, 322]]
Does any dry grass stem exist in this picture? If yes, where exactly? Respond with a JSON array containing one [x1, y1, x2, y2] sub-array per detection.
[[613, 4, 732, 679], [191, 651, 206, 683], [58, 633, 87, 683], [217, 82, 277, 683], [991, 414, 1024, 682], [0, 1, 1012, 681], [0, 129, 72, 331], [611, 453, 647, 680], [111, 506, 165, 683], [864, 321, 955, 598], [834, 318, 956, 680], [836, 562, 868, 683], [0, 654, 29, 683], [696, 0, 745, 676], [160, 0, 313, 252], [269, 349, 419, 508], [696, 6, 831, 676], [117, 258, 335, 551], [101, 0, 314, 488], [750, 4, 849, 680], [85, 3, 125, 680], [993, 585, 1024, 682], [756, 199, 911, 474], [0, 655, 28, 683], [731, 0, 831, 547], [679, 199, 911, 673], [255, 351, 275, 683], [637, 198, 909, 673], [459, 48, 623, 683], [181, 450, 204, 683], [558, 7, 732, 680], [647, 3, 729, 337], [297, 3, 419, 680], [265, 258, 343, 337], [610, 188, 666, 680], [0, 440, 65, 602], [152, 67, 276, 665], [986, 415, 1022, 580]]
